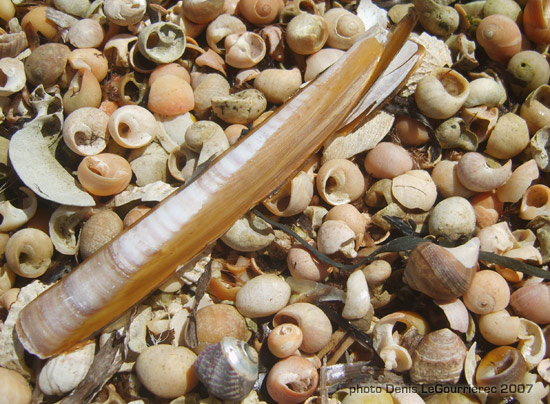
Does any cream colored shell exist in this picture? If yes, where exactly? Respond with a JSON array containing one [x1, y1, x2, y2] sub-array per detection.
[[316, 158, 365, 205], [224, 32, 266, 69], [63, 107, 110, 156], [6, 228, 54, 278], [0, 58, 25, 96], [0, 187, 37, 232], [38, 340, 95, 396], [103, 0, 147, 26], [391, 169, 437, 211], [236, 274, 291, 318], [108, 105, 160, 148]]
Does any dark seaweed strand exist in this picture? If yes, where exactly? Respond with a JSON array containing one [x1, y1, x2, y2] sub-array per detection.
[[252, 209, 550, 280]]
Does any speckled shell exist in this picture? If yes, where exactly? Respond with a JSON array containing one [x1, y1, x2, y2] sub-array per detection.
[[194, 337, 259, 401]]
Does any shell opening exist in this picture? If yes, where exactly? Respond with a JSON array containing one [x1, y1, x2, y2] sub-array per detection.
[[282, 369, 317, 393], [0, 70, 7, 87], [117, 122, 131, 139], [525, 187, 549, 208], [146, 32, 160, 49]]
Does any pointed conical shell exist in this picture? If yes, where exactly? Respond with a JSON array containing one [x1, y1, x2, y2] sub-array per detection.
[[194, 337, 259, 401]]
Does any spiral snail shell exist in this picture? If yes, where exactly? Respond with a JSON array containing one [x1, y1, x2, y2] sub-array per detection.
[[194, 337, 259, 401]]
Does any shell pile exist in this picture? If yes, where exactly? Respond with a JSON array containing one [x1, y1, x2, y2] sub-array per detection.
[[2, 0, 550, 403]]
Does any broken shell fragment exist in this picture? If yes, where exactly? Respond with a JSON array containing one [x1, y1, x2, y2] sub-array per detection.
[[497, 159, 539, 203], [206, 14, 246, 53], [63, 68, 102, 115], [77, 153, 133, 196], [263, 170, 313, 217], [456, 152, 512, 192], [317, 219, 357, 258], [194, 337, 258, 401], [0, 58, 25, 97], [342, 269, 370, 320], [62, 107, 110, 156], [103, 0, 147, 26], [475, 346, 527, 396], [137, 22, 186, 64], [0, 187, 37, 232], [185, 120, 230, 166], [520, 184, 550, 220], [6, 228, 53, 278], [224, 32, 266, 69], [211, 89, 267, 124]]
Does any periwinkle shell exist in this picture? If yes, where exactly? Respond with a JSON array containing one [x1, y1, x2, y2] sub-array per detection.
[[194, 337, 259, 401]]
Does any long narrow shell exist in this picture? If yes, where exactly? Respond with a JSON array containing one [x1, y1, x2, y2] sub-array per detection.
[[16, 17, 423, 358]]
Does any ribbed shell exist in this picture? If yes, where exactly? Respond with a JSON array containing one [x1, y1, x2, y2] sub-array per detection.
[[410, 328, 467, 384], [194, 337, 258, 400]]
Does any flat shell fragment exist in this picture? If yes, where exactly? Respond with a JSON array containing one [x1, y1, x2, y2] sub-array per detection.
[[9, 120, 95, 207], [391, 170, 437, 211], [322, 111, 394, 162]]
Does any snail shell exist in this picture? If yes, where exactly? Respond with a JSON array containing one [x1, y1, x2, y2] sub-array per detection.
[[523, 0, 550, 44], [286, 13, 329, 55], [476, 14, 521, 63], [103, 0, 147, 26], [414, 68, 470, 120], [404, 242, 476, 301], [238, 0, 282, 25], [137, 22, 186, 64], [410, 328, 467, 384], [324, 8, 365, 50], [266, 356, 318, 403], [194, 337, 259, 401]]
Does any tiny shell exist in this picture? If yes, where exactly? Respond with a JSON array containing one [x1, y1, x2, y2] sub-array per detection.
[[224, 32, 266, 69], [0, 187, 37, 232], [392, 170, 437, 211], [235, 274, 290, 318], [24, 43, 70, 87], [268, 323, 303, 358], [456, 152, 512, 192], [103, 0, 147, 26], [221, 212, 274, 251], [6, 228, 54, 278], [286, 13, 328, 55]]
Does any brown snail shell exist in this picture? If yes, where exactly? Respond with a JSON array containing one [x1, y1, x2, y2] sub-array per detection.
[[410, 328, 467, 384], [475, 346, 527, 396], [403, 242, 476, 301], [194, 337, 259, 401]]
